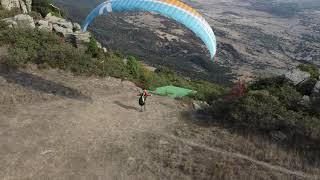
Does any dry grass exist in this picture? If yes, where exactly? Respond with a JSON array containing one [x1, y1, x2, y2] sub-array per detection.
[[171, 111, 320, 177]]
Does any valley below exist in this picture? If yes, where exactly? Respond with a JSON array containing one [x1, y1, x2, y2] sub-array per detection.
[[53, 0, 320, 83]]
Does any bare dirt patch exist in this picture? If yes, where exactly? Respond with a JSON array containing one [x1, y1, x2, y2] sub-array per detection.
[[0, 67, 319, 179]]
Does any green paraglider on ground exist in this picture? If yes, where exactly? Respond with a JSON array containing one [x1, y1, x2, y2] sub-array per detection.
[[151, 86, 196, 98]]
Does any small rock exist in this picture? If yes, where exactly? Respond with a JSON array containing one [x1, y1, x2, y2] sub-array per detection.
[[14, 14, 35, 28], [96, 41, 102, 49], [192, 101, 209, 110], [285, 69, 311, 85], [159, 139, 169, 146], [270, 131, 287, 141], [52, 24, 73, 37], [299, 95, 311, 106]]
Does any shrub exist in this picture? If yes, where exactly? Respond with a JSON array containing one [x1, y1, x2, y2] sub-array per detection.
[[210, 77, 320, 143], [32, 0, 64, 17], [297, 64, 320, 80], [86, 36, 101, 58], [126, 56, 140, 79], [32, 0, 52, 17]]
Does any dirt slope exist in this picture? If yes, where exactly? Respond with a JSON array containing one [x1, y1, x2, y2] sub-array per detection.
[[0, 66, 318, 179]]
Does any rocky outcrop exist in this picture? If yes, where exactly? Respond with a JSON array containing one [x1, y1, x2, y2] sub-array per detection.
[[285, 69, 311, 85], [0, 0, 32, 13], [36, 20, 52, 31], [3, 14, 35, 29], [1, 11, 108, 52], [44, 13, 92, 45], [72, 31, 91, 43], [45, 13, 74, 36], [52, 24, 73, 36]]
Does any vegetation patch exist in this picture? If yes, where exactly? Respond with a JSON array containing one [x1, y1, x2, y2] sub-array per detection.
[[210, 76, 320, 149], [32, 0, 64, 17], [0, 22, 225, 101]]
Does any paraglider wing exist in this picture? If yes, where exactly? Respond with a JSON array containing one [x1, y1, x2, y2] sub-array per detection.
[[82, 0, 217, 59]]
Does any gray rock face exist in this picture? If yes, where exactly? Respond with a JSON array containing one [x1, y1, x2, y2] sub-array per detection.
[[72, 31, 91, 43], [0, 0, 31, 13], [37, 20, 52, 31], [45, 13, 73, 36], [45, 13, 73, 29], [3, 14, 35, 29], [52, 24, 73, 36], [285, 69, 311, 85]]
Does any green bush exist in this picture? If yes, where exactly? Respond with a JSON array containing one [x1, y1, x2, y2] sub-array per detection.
[[126, 56, 140, 79], [0, 24, 225, 102], [32, 0, 64, 17], [32, 0, 52, 17], [297, 64, 320, 80], [86, 36, 103, 58], [249, 76, 302, 109], [210, 77, 320, 142]]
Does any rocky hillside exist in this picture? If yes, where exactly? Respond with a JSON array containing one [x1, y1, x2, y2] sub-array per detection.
[[0, 0, 31, 13], [52, 0, 320, 83]]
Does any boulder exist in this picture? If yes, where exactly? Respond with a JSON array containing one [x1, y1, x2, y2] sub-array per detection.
[[285, 69, 311, 85], [3, 14, 35, 29], [57, 21, 73, 30], [37, 20, 52, 31], [45, 13, 73, 32], [73, 22, 81, 31], [73, 31, 91, 43], [314, 81, 320, 93], [14, 14, 34, 28], [52, 24, 73, 37]]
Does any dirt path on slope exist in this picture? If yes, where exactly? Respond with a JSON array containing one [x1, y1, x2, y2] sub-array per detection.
[[0, 67, 318, 179]]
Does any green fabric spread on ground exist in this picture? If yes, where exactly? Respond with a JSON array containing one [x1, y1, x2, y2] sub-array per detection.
[[151, 86, 196, 98]]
